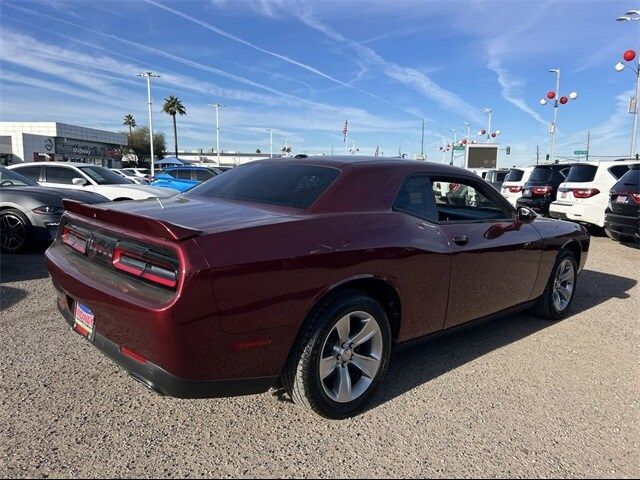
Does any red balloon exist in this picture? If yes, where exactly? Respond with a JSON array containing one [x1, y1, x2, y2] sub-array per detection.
[[560, 96, 568, 105], [462, 139, 467, 144], [480, 129, 486, 135], [491, 132, 497, 138], [547, 91, 556, 100], [624, 49, 637, 62]]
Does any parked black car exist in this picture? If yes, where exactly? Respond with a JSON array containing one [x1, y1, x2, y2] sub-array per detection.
[[0, 167, 108, 252], [604, 165, 640, 243], [516, 164, 572, 215]]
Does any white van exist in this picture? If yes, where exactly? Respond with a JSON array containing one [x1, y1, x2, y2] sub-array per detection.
[[549, 160, 638, 227]]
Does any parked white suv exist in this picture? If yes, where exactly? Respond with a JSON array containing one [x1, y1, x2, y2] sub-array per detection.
[[500, 166, 534, 206], [549, 160, 638, 227], [9, 162, 174, 201]]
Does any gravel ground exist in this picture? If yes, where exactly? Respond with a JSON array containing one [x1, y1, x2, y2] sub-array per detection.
[[1, 236, 638, 478]]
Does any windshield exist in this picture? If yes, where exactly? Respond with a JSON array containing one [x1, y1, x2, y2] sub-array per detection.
[[0, 166, 39, 187], [529, 167, 552, 182], [187, 162, 340, 209], [505, 169, 524, 182], [78, 166, 132, 185], [565, 164, 597, 183]]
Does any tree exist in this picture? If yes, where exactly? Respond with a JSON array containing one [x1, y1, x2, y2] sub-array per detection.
[[161, 95, 186, 158], [122, 114, 137, 133], [126, 127, 166, 163], [255, 148, 262, 154]]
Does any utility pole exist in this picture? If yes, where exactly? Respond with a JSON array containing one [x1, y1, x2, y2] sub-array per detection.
[[267, 129, 275, 158], [137, 71, 161, 177], [420, 118, 425, 158], [331, 145, 334, 155], [536, 145, 540, 165], [482, 108, 492, 142], [210, 104, 225, 163], [586, 131, 591, 161]]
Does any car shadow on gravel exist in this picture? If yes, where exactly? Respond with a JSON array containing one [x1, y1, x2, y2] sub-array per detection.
[[365, 268, 637, 413], [0, 250, 50, 283], [0, 285, 28, 311]]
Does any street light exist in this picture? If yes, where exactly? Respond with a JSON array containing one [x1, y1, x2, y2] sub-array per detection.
[[136, 72, 161, 177], [538, 68, 578, 162], [267, 128, 276, 158], [614, 11, 640, 158], [481, 108, 493, 142], [210, 103, 225, 163]]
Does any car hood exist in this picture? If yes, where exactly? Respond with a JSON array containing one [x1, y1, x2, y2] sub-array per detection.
[[2, 186, 109, 205], [94, 194, 301, 233]]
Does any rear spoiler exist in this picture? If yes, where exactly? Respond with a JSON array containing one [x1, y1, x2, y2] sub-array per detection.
[[62, 200, 202, 242]]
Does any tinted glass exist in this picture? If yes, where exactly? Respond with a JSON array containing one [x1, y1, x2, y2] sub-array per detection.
[[46, 166, 78, 185], [616, 166, 640, 187], [431, 178, 511, 221], [529, 167, 552, 182], [394, 176, 437, 221], [187, 163, 340, 209], [495, 172, 508, 182], [505, 169, 524, 182], [565, 165, 597, 182], [0, 166, 39, 186], [78, 166, 129, 185], [609, 165, 631, 180], [14, 165, 41, 181], [176, 169, 192, 180], [194, 169, 214, 181]]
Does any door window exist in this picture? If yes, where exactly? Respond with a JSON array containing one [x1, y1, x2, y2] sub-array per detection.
[[430, 177, 513, 222], [45, 166, 78, 184], [14, 165, 42, 182], [176, 169, 192, 180], [393, 175, 438, 221], [194, 169, 214, 181]]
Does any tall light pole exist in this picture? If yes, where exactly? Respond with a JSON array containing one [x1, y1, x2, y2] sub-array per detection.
[[267, 129, 276, 158], [137, 72, 160, 177], [463, 122, 471, 144], [420, 118, 425, 158], [210, 104, 225, 163], [539, 70, 578, 162], [615, 9, 640, 158], [482, 108, 493, 142]]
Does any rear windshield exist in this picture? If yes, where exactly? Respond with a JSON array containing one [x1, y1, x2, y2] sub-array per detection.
[[186, 162, 340, 209], [616, 166, 640, 187], [495, 171, 508, 182], [565, 164, 597, 182], [529, 167, 552, 182], [505, 169, 524, 182]]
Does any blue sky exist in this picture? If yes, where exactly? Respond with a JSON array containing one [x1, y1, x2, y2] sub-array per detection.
[[0, 0, 638, 165]]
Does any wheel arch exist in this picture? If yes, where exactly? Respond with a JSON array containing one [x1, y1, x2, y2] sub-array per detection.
[[560, 238, 582, 268]]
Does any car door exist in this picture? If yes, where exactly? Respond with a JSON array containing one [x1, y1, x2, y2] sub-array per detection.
[[430, 175, 543, 328]]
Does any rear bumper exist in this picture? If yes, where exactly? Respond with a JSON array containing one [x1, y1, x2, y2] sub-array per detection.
[[56, 301, 277, 398], [549, 202, 604, 227], [516, 197, 552, 214], [604, 212, 640, 238]]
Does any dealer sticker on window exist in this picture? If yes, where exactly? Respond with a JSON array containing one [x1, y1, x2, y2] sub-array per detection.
[[73, 302, 95, 341]]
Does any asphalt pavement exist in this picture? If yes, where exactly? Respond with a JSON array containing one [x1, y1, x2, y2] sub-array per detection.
[[1, 236, 638, 478]]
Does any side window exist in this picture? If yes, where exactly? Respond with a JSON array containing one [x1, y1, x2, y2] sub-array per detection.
[[194, 169, 214, 181], [430, 177, 512, 222], [393, 175, 438, 221], [45, 166, 78, 185], [14, 166, 41, 181], [609, 165, 630, 180], [176, 169, 193, 180]]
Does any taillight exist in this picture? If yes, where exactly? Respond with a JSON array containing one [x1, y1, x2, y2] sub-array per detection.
[[61, 226, 87, 254], [633, 193, 640, 204], [112, 245, 178, 288], [572, 188, 600, 198], [532, 186, 554, 196], [616, 192, 640, 204], [449, 182, 460, 192], [508, 186, 523, 193]]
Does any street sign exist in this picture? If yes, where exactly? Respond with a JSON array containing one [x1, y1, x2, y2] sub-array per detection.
[[574, 150, 588, 155], [453, 145, 465, 151]]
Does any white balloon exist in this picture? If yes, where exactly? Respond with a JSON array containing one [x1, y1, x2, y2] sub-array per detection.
[[495, 130, 501, 135], [615, 62, 626, 72], [539, 98, 548, 105], [569, 91, 578, 100]]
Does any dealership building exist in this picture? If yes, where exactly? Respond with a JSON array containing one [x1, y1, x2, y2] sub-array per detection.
[[0, 122, 127, 167]]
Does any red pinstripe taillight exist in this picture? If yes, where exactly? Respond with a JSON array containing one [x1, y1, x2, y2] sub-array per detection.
[[112, 246, 178, 288], [572, 188, 600, 199], [61, 226, 87, 254]]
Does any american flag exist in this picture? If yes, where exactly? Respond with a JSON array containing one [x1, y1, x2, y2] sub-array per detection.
[[342, 119, 348, 142]]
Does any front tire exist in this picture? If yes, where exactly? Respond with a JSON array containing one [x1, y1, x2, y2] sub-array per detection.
[[283, 290, 392, 419], [533, 250, 578, 321], [0, 209, 31, 253]]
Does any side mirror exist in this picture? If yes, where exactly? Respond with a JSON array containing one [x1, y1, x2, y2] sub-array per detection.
[[72, 177, 88, 186], [517, 206, 537, 223]]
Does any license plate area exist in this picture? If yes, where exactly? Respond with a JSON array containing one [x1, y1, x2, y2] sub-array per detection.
[[74, 302, 95, 341]]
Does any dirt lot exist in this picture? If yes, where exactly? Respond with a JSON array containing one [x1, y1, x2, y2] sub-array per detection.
[[1, 236, 638, 478]]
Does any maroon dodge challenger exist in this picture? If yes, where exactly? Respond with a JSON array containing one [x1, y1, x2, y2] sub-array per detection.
[[45, 157, 589, 418]]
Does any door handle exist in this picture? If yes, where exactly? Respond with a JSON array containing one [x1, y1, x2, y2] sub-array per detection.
[[452, 234, 469, 246]]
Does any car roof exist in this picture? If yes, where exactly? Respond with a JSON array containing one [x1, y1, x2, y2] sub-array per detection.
[[11, 162, 95, 167]]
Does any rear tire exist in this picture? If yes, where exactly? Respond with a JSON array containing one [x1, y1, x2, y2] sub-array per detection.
[[0, 209, 31, 253], [533, 250, 578, 321], [282, 290, 392, 419]]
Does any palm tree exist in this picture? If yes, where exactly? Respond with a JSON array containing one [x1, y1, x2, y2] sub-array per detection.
[[161, 95, 186, 158], [123, 114, 136, 133]]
